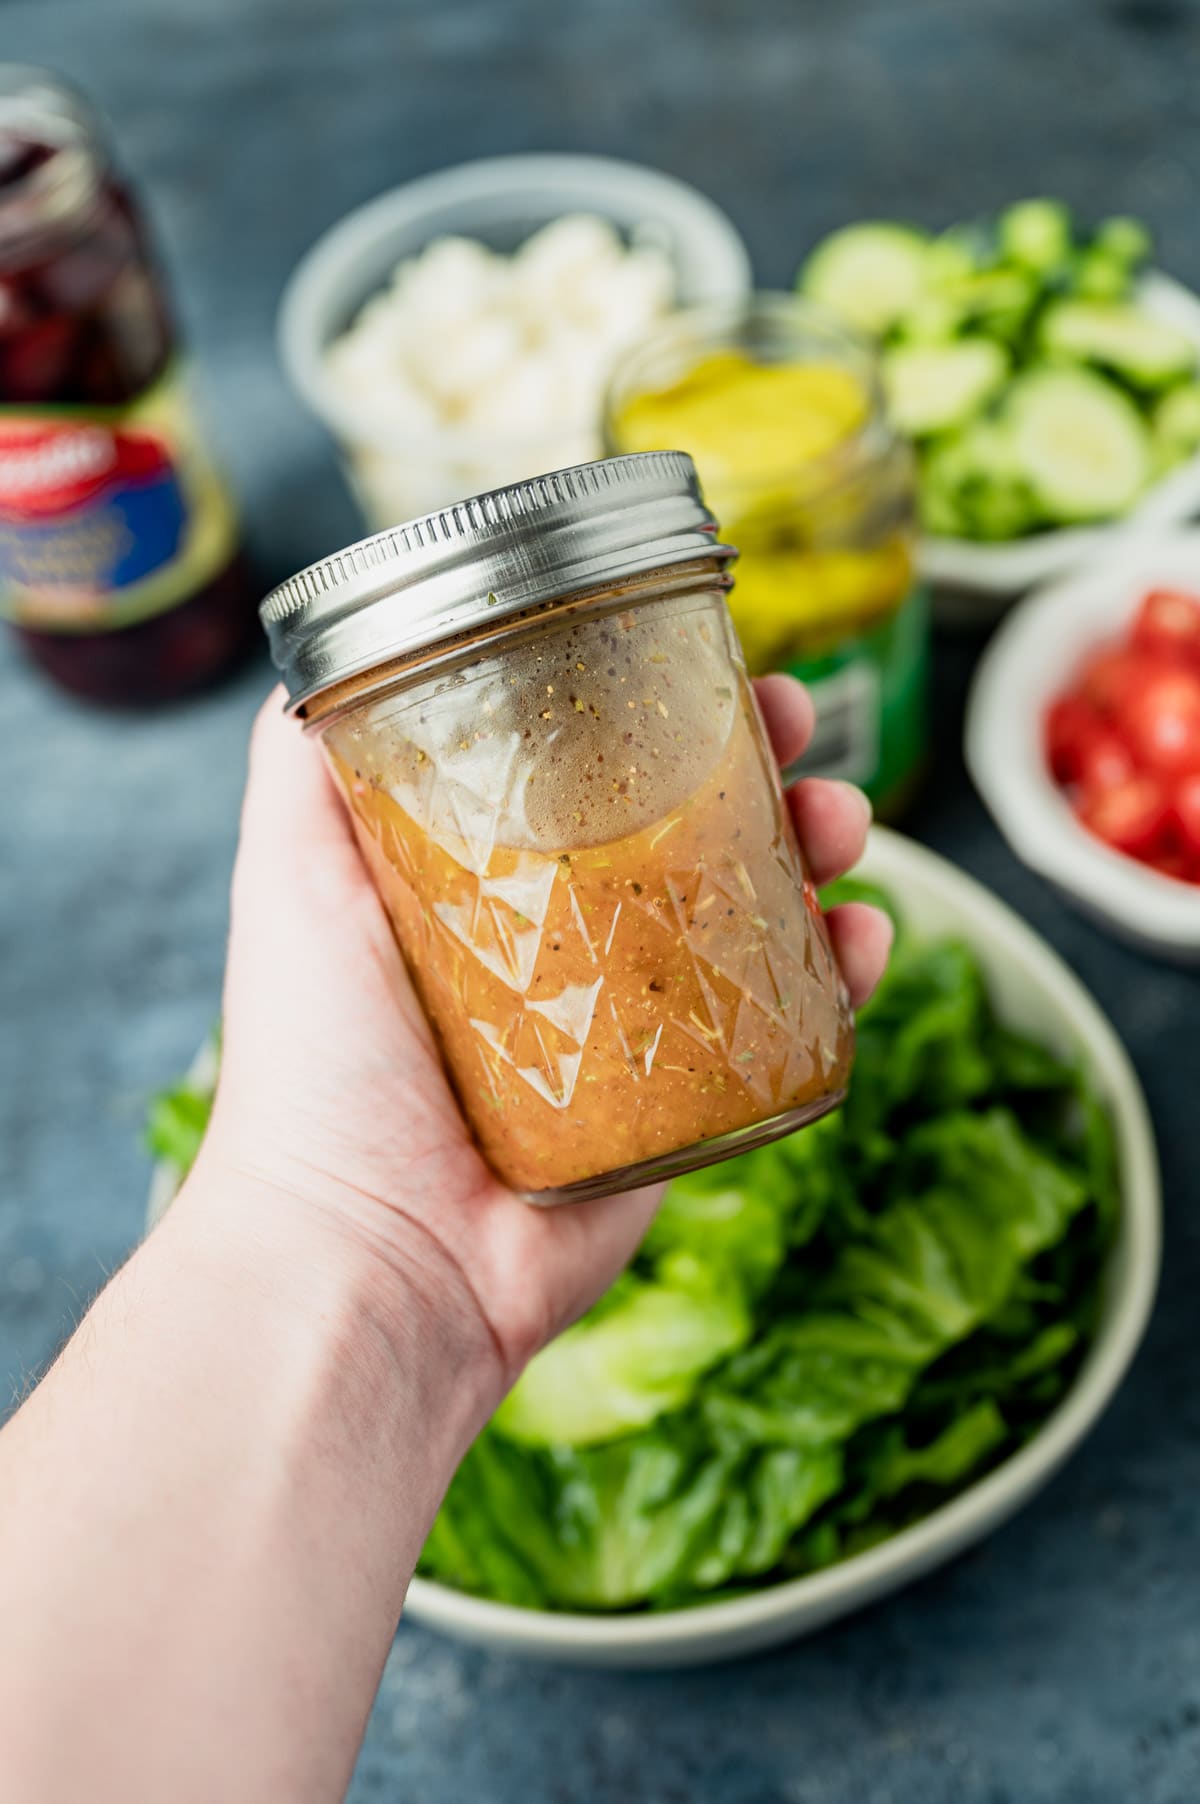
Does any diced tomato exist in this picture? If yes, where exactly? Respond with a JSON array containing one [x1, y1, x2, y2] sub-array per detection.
[[1048, 590, 1200, 873], [1152, 849, 1200, 885], [1123, 668, 1200, 778], [1171, 771, 1200, 862], [1077, 776, 1173, 860], [1076, 726, 1136, 798], [1077, 644, 1164, 717], [1131, 588, 1200, 667], [1044, 695, 1103, 784]]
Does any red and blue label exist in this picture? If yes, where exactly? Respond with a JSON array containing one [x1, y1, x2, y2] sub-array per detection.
[[0, 419, 187, 610]]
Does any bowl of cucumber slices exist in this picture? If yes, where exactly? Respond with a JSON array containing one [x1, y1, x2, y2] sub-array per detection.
[[800, 201, 1200, 608]]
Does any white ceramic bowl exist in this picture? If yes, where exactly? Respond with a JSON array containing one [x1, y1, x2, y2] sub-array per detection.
[[966, 531, 1200, 962], [279, 154, 751, 526], [147, 827, 1160, 1666], [921, 272, 1200, 619]]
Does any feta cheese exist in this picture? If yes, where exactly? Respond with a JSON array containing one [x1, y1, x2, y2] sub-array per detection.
[[324, 212, 676, 524]]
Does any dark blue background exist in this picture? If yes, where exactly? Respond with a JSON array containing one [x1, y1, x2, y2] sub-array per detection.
[[1, 3, 1198, 1799]]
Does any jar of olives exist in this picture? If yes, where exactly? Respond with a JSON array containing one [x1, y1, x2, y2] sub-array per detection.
[[0, 66, 253, 702]]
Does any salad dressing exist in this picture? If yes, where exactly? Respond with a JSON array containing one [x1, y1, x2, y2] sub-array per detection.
[[327, 598, 852, 1194]]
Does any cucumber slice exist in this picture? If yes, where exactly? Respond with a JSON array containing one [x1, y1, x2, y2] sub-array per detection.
[[925, 230, 983, 286], [882, 339, 1009, 438], [1092, 215, 1152, 271], [944, 267, 1038, 342], [800, 223, 930, 338], [1153, 381, 1200, 459], [894, 292, 966, 344], [918, 476, 970, 538], [1006, 366, 1151, 522], [999, 199, 1073, 274], [921, 423, 1039, 542], [962, 473, 1041, 541], [1039, 300, 1197, 390], [1070, 253, 1131, 303]]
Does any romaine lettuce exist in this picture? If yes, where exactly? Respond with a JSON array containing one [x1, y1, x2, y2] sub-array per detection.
[[422, 914, 1115, 1611]]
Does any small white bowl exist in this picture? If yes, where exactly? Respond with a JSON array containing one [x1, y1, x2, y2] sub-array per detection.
[[966, 531, 1200, 962], [146, 830, 1160, 1667], [922, 272, 1200, 619], [279, 154, 751, 526]]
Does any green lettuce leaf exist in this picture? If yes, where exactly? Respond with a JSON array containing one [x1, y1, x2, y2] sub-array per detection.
[[782, 1400, 1013, 1576], [852, 1399, 1011, 1505], [639, 1151, 792, 1297], [144, 1083, 213, 1169], [700, 1109, 1087, 1451], [495, 1278, 752, 1447], [429, 1093, 1101, 1609], [424, 1418, 845, 1610]]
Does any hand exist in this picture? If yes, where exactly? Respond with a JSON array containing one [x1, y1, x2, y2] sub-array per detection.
[[199, 675, 892, 1414]]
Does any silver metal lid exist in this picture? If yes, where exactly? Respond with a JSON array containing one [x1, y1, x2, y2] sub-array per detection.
[[260, 451, 734, 710]]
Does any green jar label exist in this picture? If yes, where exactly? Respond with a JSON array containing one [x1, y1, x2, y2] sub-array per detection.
[[782, 586, 929, 815]]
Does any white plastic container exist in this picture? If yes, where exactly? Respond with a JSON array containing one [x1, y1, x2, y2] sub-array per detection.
[[966, 530, 1200, 961], [279, 154, 752, 526]]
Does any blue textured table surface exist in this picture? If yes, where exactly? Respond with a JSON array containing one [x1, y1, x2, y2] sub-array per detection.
[[2, 3, 1199, 1799]]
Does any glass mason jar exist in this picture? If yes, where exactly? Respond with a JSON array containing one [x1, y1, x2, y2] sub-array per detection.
[[0, 66, 253, 702], [606, 295, 925, 817], [261, 452, 855, 1205]]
